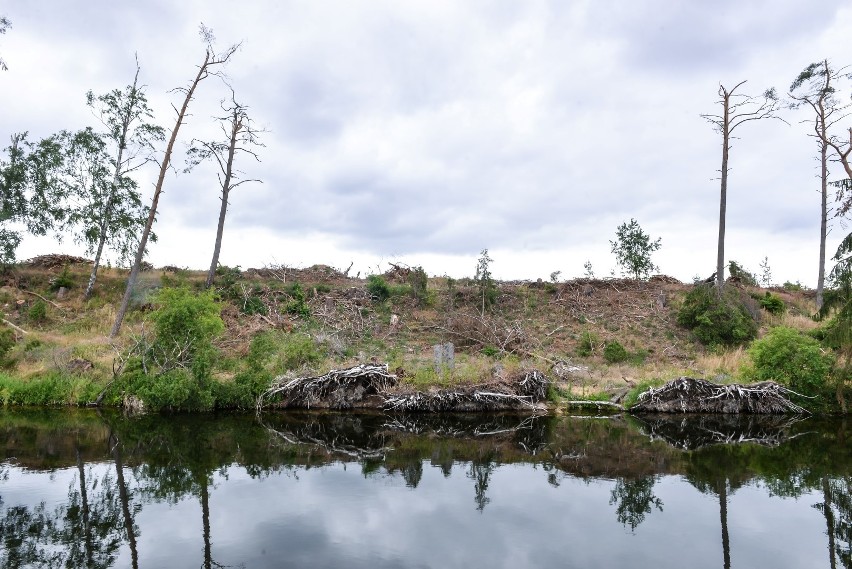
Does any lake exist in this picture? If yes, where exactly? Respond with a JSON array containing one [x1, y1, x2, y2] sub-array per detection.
[[1, 409, 849, 568]]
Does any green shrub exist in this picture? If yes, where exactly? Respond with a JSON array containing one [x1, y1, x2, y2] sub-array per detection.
[[576, 330, 599, 357], [241, 294, 267, 316], [677, 284, 759, 347], [131, 368, 215, 412], [603, 340, 629, 363], [367, 275, 390, 302], [758, 292, 785, 315], [728, 261, 758, 286], [27, 300, 47, 323], [279, 333, 324, 371], [408, 266, 429, 306], [0, 372, 99, 406], [284, 283, 310, 318], [48, 266, 75, 292], [747, 326, 833, 395], [0, 327, 15, 364]]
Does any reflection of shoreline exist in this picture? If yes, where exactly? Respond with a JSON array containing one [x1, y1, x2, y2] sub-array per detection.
[[629, 413, 811, 450]]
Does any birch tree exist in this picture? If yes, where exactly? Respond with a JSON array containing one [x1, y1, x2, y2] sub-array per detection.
[[110, 26, 238, 337], [0, 16, 10, 71], [75, 64, 164, 298], [789, 60, 851, 308], [701, 82, 781, 289], [185, 91, 263, 288]]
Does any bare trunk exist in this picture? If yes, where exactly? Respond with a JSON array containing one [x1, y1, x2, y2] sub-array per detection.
[[823, 477, 837, 569], [201, 482, 212, 569], [112, 434, 139, 569], [76, 448, 94, 566], [818, 139, 828, 309], [716, 97, 730, 291], [111, 52, 211, 337], [719, 479, 730, 569], [205, 124, 238, 289]]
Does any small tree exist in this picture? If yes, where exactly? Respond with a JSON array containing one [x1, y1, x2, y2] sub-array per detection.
[[474, 249, 496, 315], [759, 256, 772, 287], [610, 219, 661, 280]]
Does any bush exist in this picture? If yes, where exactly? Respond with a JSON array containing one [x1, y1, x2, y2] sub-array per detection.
[[367, 275, 390, 302], [728, 261, 758, 286], [408, 266, 429, 306], [279, 333, 324, 371], [758, 292, 785, 315], [130, 368, 215, 412], [0, 327, 15, 365], [747, 326, 833, 395], [603, 340, 629, 363], [48, 266, 75, 292], [576, 330, 599, 357], [27, 300, 47, 323], [677, 284, 759, 347], [284, 283, 310, 318]]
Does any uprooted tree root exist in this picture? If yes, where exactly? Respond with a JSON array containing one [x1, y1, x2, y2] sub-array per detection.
[[259, 364, 398, 409], [258, 365, 550, 412], [630, 377, 810, 414]]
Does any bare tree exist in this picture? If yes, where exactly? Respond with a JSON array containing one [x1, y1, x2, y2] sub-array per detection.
[[110, 26, 238, 337], [789, 60, 851, 308], [186, 90, 263, 289], [701, 82, 782, 289]]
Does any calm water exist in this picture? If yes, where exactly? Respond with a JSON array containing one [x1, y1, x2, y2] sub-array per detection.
[[0, 410, 850, 568]]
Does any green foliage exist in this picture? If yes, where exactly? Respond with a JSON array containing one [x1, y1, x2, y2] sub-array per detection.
[[747, 326, 833, 395], [728, 260, 758, 286], [279, 333, 324, 371], [48, 266, 74, 292], [758, 256, 772, 287], [610, 219, 661, 280], [481, 345, 499, 357], [27, 300, 47, 323], [408, 266, 429, 306], [758, 292, 785, 315], [367, 275, 390, 302], [677, 284, 759, 347], [474, 249, 497, 313], [0, 372, 100, 406], [782, 280, 805, 292], [285, 282, 310, 318], [0, 327, 15, 366], [603, 340, 629, 363], [576, 330, 599, 357], [127, 368, 214, 412]]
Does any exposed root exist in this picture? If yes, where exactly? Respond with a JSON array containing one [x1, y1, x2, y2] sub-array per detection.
[[259, 364, 397, 409], [630, 376, 810, 414]]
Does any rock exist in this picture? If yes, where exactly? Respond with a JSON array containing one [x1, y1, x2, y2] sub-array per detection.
[[57, 287, 68, 299]]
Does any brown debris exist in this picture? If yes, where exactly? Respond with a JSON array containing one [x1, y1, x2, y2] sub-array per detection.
[[23, 254, 93, 269], [630, 377, 809, 414]]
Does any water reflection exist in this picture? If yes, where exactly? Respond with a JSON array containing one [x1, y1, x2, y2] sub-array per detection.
[[0, 410, 850, 568]]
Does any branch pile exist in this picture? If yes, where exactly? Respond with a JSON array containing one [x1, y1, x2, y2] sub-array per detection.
[[384, 370, 549, 413], [259, 364, 397, 409], [23, 254, 93, 268], [630, 377, 809, 414]]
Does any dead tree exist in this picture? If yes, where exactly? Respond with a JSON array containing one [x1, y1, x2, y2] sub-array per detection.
[[186, 89, 263, 289], [110, 26, 238, 337], [701, 82, 781, 289], [790, 60, 851, 308]]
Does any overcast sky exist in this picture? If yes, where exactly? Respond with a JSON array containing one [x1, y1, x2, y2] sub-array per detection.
[[2, 1, 851, 284]]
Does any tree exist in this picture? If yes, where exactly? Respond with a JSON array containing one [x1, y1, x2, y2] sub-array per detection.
[[73, 64, 164, 299], [701, 82, 781, 289], [0, 16, 10, 71], [0, 133, 67, 266], [609, 218, 661, 279], [111, 26, 238, 337], [474, 248, 496, 316], [790, 60, 851, 308], [185, 90, 262, 289]]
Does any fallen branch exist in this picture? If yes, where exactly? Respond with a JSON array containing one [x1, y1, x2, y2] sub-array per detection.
[[631, 377, 809, 414], [563, 400, 624, 410], [21, 290, 64, 310], [1, 318, 28, 336]]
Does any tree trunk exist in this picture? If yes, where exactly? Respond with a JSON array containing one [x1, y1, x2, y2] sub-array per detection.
[[718, 479, 731, 569], [112, 433, 139, 569], [818, 138, 828, 309], [201, 481, 212, 569], [205, 122, 238, 289], [823, 477, 837, 569], [76, 447, 94, 566], [111, 52, 211, 337], [716, 94, 730, 291]]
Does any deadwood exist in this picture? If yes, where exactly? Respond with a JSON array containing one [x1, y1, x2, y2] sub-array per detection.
[[258, 363, 398, 410], [630, 377, 810, 414]]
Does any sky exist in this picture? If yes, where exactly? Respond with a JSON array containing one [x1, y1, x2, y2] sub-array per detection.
[[1, 0, 851, 285]]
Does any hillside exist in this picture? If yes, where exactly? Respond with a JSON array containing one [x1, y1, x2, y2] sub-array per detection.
[[0, 255, 820, 407]]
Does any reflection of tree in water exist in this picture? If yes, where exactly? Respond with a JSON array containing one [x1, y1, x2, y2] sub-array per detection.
[[0, 458, 125, 568], [818, 476, 852, 569], [609, 476, 663, 531], [467, 456, 496, 512]]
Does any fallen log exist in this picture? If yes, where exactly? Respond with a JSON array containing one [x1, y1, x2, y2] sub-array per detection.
[[259, 363, 398, 410], [630, 376, 810, 414]]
